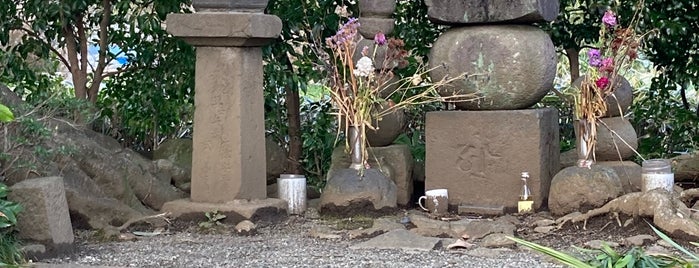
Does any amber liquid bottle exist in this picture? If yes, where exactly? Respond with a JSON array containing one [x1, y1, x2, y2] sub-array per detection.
[[518, 172, 533, 213]]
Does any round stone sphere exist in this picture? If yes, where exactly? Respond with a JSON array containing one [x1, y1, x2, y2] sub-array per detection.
[[428, 25, 557, 110], [572, 75, 634, 118], [592, 116, 638, 161]]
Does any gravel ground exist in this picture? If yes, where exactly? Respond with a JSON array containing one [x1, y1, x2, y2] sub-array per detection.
[[41, 218, 564, 268]]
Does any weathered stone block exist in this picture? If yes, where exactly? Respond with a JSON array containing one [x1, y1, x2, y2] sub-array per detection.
[[166, 13, 282, 46], [8, 177, 73, 255], [425, 109, 559, 212], [190, 47, 267, 202], [428, 25, 557, 110], [425, 0, 559, 24], [327, 144, 413, 206]]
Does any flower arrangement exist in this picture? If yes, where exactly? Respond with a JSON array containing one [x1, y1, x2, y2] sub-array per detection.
[[321, 18, 475, 172], [574, 7, 645, 167]]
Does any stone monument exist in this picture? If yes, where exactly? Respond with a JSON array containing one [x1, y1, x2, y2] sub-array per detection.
[[161, 0, 287, 223], [424, 0, 561, 215]]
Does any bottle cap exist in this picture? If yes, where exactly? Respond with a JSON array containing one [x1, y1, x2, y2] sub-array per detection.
[[521, 172, 529, 177]]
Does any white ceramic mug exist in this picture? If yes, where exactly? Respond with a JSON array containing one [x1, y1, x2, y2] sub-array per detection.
[[418, 189, 449, 215]]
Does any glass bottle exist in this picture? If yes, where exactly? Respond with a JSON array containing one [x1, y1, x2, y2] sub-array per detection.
[[520, 172, 532, 201], [518, 172, 533, 213]]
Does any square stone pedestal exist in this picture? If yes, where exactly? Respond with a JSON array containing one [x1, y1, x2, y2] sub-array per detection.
[[162, 198, 288, 225], [425, 108, 559, 213]]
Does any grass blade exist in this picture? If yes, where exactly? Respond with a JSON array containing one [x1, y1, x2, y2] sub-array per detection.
[[648, 224, 699, 262], [507, 236, 595, 268]]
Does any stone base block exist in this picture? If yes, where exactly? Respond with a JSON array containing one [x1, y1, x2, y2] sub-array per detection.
[[327, 145, 413, 206], [8, 177, 74, 257], [425, 109, 559, 212], [161, 198, 287, 225]]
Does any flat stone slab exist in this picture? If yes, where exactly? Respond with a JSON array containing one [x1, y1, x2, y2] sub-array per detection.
[[166, 13, 282, 46], [351, 229, 442, 251], [425, 0, 559, 24], [161, 198, 287, 224]]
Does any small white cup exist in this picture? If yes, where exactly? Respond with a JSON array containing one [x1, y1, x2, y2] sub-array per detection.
[[418, 189, 449, 215]]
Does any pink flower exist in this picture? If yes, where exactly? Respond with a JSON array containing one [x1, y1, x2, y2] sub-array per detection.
[[374, 31, 387, 46], [601, 57, 614, 73], [595, 76, 610, 90], [602, 10, 617, 27]]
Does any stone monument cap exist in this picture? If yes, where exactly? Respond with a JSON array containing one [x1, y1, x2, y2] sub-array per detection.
[[193, 0, 269, 13], [166, 12, 282, 47]]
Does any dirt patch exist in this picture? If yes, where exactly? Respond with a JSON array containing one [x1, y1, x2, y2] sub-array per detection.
[[517, 213, 657, 250]]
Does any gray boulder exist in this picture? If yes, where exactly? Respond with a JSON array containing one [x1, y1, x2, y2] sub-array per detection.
[[327, 145, 413, 206], [320, 168, 397, 215], [549, 165, 623, 215]]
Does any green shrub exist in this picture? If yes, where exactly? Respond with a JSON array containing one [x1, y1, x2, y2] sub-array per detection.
[[0, 183, 24, 266]]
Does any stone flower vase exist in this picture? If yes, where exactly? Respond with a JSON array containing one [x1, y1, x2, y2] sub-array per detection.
[[347, 125, 364, 170]]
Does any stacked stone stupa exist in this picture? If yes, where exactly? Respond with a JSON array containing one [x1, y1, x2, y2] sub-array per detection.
[[423, 0, 561, 215]]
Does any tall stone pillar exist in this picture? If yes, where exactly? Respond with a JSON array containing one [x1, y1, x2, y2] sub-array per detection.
[[161, 1, 287, 222]]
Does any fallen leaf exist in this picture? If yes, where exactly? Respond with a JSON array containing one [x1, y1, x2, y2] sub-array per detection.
[[447, 239, 476, 250]]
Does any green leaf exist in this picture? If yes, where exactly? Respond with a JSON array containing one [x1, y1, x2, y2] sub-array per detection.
[[648, 223, 699, 262], [507, 236, 595, 268], [0, 104, 14, 123]]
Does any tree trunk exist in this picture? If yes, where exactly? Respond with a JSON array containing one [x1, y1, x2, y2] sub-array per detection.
[[283, 58, 303, 174], [284, 81, 303, 174], [566, 47, 580, 84]]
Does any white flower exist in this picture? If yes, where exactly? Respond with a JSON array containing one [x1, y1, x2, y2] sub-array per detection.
[[353, 56, 374, 77], [411, 74, 423, 86]]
